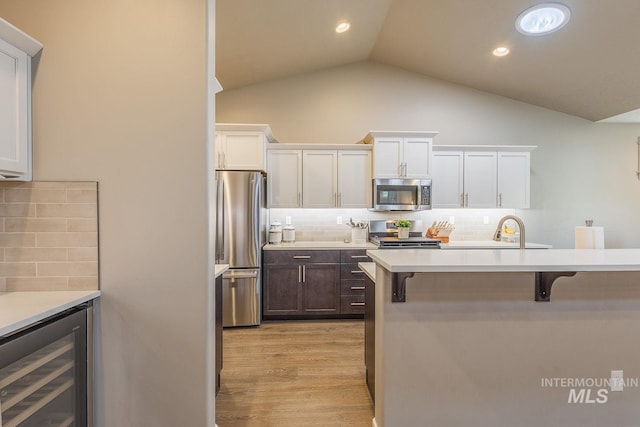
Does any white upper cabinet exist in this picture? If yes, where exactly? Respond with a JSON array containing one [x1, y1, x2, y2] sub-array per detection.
[[432, 146, 535, 209], [267, 150, 302, 208], [302, 150, 337, 208], [431, 151, 464, 208], [215, 124, 276, 170], [0, 19, 43, 180], [267, 146, 372, 209], [363, 131, 437, 179], [337, 150, 371, 208], [403, 137, 432, 178], [463, 152, 498, 208], [497, 151, 530, 208], [371, 137, 402, 178]]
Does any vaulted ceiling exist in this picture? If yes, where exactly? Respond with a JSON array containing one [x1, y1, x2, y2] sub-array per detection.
[[216, 0, 640, 122]]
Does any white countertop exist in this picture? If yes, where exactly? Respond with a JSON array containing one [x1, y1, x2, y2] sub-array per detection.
[[366, 248, 640, 273], [0, 291, 101, 337], [358, 262, 376, 282], [215, 264, 229, 277], [263, 241, 377, 250], [440, 241, 551, 249]]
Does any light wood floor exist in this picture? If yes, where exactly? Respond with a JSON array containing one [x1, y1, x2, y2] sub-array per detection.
[[216, 320, 374, 427]]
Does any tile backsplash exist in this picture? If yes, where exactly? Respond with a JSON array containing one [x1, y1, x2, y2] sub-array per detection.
[[0, 182, 98, 291], [269, 208, 519, 242]]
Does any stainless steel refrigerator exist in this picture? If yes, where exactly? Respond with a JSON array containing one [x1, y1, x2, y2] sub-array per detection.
[[215, 170, 266, 327]]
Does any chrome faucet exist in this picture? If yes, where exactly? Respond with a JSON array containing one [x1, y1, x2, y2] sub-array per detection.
[[493, 215, 526, 250]]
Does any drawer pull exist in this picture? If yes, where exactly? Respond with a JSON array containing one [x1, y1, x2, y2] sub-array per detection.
[[350, 270, 365, 274], [350, 286, 365, 291], [293, 255, 311, 259], [350, 255, 369, 259], [350, 302, 365, 306]]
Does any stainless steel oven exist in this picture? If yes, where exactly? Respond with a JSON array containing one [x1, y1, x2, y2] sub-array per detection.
[[372, 178, 432, 211]]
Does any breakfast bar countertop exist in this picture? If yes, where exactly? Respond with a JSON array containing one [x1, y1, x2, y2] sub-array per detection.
[[366, 248, 640, 273]]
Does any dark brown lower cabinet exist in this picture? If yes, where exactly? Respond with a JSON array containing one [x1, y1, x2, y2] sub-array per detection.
[[340, 250, 371, 315], [215, 274, 223, 395], [263, 250, 340, 319], [364, 274, 375, 401]]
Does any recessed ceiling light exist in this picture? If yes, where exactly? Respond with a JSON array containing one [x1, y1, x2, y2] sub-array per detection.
[[493, 46, 510, 57], [335, 21, 351, 33], [516, 3, 570, 36]]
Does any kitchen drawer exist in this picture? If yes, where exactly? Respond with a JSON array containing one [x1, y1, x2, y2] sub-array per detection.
[[341, 264, 368, 280], [340, 249, 371, 263], [341, 280, 366, 296], [263, 250, 340, 265], [341, 295, 365, 314]]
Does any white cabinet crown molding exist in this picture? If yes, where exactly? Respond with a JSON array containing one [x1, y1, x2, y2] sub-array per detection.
[[215, 123, 277, 143], [267, 143, 371, 151], [0, 17, 42, 56], [360, 130, 439, 144], [433, 144, 537, 152]]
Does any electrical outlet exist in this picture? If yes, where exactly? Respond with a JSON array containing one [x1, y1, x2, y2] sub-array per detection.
[[285, 216, 292, 225], [337, 216, 342, 225], [483, 216, 490, 225], [449, 216, 455, 225]]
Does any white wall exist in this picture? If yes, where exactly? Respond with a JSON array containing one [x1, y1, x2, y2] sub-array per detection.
[[217, 61, 640, 249], [0, 1, 212, 425]]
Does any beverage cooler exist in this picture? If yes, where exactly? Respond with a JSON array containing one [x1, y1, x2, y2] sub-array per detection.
[[0, 304, 91, 427]]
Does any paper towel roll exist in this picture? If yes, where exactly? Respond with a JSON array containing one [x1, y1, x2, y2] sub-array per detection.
[[575, 226, 604, 249]]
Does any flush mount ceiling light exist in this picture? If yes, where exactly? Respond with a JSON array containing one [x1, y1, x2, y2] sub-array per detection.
[[335, 21, 351, 33], [493, 46, 510, 57], [516, 3, 570, 36]]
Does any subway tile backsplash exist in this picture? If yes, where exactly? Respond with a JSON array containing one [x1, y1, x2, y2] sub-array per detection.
[[0, 182, 99, 291], [269, 208, 519, 242]]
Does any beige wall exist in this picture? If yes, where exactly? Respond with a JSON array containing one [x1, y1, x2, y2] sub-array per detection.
[[0, 1, 211, 426], [217, 61, 640, 249]]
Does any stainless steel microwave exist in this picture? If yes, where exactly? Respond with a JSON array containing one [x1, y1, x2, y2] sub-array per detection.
[[371, 178, 432, 211]]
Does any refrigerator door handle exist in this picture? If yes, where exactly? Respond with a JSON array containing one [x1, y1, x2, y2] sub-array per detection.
[[216, 177, 225, 262], [223, 270, 259, 280], [251, 176, 261, 257]]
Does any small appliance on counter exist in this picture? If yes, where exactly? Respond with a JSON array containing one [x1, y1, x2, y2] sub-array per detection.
[[369, 219, 440, 249], [269, 221, 283, 244], [282, 225, 296, 243]]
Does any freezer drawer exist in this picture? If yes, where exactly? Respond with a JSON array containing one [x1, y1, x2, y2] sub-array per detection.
[[222, 269, 261, 327]]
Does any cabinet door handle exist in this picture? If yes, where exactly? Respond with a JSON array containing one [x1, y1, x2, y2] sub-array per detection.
[[334, 192, 337, 207], [338, 192, 342, 207], [350, 286, 366, 291], [498, 193, 502, 208], [464, 193, 469, 207], [222, 152, 227, 169], [460, 193, 465, 207], [302, 265, 306, 283], [298, 265, 302, 283], [403, 162, 407, 177], [297, 192, 301, 207], [350, 255, 369, 259], [350, 302, 365, 306], [350, 270, 364, 274], [293, 255, 311, 259]]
